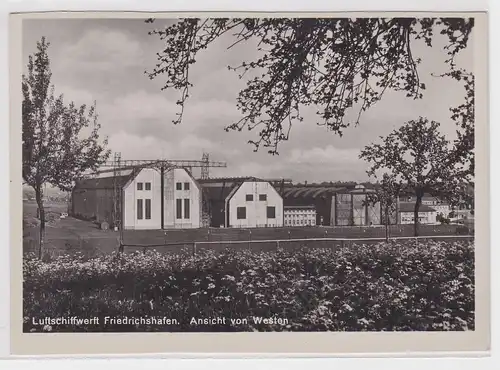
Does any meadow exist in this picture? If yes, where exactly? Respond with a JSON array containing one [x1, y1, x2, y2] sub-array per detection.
[[23, 239, 474, 332]]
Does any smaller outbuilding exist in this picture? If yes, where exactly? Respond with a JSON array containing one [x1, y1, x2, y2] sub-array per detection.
[[398, 202, 437, 225], [283, 205, 316, 227]]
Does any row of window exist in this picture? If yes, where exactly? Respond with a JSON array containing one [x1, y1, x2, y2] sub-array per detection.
[[245, 194, 267, 202], [176, 199, 191, 220], [284, 214, 316, 218], [137, 198, 192, 220], [137, 182, 152, 191], [137, 182, 191, 191], [285, 219, 314, 226], [137, 199, 152, 220], [236, 206, 275, 220], [176, 182, 190, 191]]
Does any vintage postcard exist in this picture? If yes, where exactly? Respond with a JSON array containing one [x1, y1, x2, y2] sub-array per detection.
[[10, 11, 489, 356]]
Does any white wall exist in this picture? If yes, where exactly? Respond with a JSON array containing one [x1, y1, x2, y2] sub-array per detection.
[[164, 168, 201, 229], [227, 181, 283, 228], [123, 168, 162, 230], [400, 211, 437, 225], [284, 208, 316, 226]]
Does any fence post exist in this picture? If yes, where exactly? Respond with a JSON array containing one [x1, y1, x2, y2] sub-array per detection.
[[118, 236, 124, 254], [276, 240, 280, 250], [193, 242, 197, 257]]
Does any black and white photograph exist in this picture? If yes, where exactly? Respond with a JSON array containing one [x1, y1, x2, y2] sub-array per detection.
[[17, 14, 484, 339]]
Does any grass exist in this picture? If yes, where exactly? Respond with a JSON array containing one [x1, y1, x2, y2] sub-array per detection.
[[23, 201, 470, 259]]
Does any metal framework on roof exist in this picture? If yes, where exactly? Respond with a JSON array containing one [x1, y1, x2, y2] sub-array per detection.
[[94, 158, 227, 176]]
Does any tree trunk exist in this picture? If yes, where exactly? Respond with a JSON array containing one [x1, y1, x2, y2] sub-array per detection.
[[35, 186, 45, 259], [385, 206, 389, 242], [414, 193, 422, 237]]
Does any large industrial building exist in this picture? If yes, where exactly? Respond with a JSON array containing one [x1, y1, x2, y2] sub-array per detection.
[[199, 177, 284, 228], [281, 184, 397, 227], [71, 167, 202, 230], [70, 152, 459, 230]]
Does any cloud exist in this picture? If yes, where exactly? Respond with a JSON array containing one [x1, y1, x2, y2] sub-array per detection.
[[57, 28, 145, 72], [56, 85, 97, 107], [97, 90, 242, 139], [288, 145, 361, 165]]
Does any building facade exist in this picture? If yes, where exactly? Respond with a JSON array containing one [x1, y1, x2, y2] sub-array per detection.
[[225, 180, 283, 228], [398, 202, 437, 225], [284, 206, 316, 226], [72, 166, 201, 230]]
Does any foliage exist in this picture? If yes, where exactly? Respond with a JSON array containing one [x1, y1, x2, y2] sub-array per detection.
[[437, 213, 451, 225], [145, 17, 474, 154], [24, 240, 474, 332], [364, 173, 400, 240], [22, 37, 110, 258], [359, 117, 471, 236]]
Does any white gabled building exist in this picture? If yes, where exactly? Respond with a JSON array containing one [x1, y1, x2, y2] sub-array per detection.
[[225, 179, 284, 228], [72, 167, 201, 230]]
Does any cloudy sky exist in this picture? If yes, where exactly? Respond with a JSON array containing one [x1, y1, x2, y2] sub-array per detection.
[[22, 18, 474, 183]]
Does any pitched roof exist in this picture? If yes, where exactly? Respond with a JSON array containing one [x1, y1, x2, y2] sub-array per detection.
[[398, 202, 437, 213], [284, 205, 316, 210], [73, 172, 136, 190]]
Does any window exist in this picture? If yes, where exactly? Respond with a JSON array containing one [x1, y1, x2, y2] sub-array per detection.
[[137, 182, 143, 191], [184, 199, 190, 219], [184, 182, 190, 190], [176, 182, 182, 190], [145, 182, 151, 191], [145, 199, 151, 220], [137, 199, 143, 220], [176, 199, 182, 219], [237, 207, 246, 220], [259, 194, 267, 201], [246, 194, 253, 201], [267, 206, 276, 219]]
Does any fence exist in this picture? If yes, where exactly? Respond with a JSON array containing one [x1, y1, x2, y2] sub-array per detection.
[[121, 235, 475, 256]]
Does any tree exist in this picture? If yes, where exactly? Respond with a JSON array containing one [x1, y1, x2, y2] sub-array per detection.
[[145, 17, 474, 154], [364, 173, 400, 241], [359, 117, 471, 237], [22, 37, 110, 258]]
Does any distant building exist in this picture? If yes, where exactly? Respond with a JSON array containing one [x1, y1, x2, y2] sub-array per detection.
[[280, 183, 397, 227], [72, 167, 201, 230], [398, 202, 437, 225], [284, 205, 316, 227], [400, 194, 451, 217], [199, 177, 283, 228]]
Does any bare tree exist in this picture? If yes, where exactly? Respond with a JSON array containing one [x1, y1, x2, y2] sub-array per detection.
[[22, 37, 110, 258], [145, 17, 474, 154]]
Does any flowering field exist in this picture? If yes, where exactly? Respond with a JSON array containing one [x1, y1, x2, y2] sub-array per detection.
[[23, 240, 474, 332]]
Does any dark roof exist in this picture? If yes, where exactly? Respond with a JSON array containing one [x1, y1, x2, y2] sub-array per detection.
[[73, 172, 136, 190], [202, 183, 240, 202], [197, 177, 263, 184], [398, 202, 437, 213], [284, 205, 316, 210], [282, 186, 345, 199]]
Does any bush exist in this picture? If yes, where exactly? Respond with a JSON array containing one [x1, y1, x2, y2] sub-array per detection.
[[23, 240, 474, 332]]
